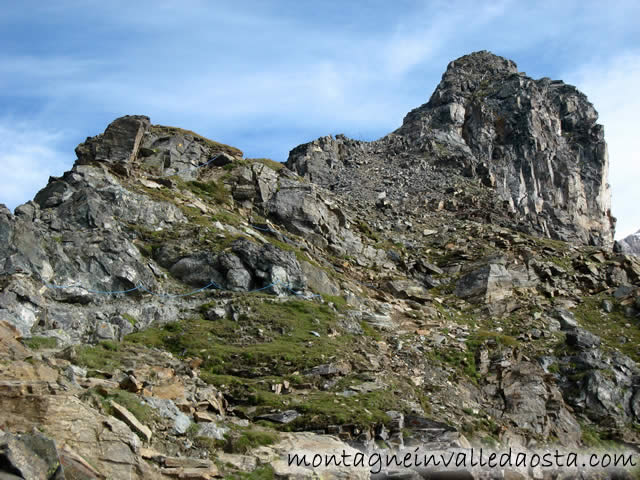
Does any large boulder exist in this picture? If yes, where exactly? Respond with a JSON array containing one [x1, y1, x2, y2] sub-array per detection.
[[455, 258, 518, 314], [231, 238, 306, 295], [75, 115, 150, 176], [0, 431, 64, 480]]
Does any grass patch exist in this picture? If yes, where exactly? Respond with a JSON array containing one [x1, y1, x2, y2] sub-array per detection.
[[321, 294, 347, 310], [191, 425, 278, 459], [124, 298, 404, 430], [125, 299, 357, 377], [122, 313, 137, 327], [75, 340, 125, 371], [265, 236, 314, 265], [97, 389, 158, 425], [23, 336, 58, 350], [427, 347, 478, 383], [222, 428, 278, 454], [580, 423, 620, 450], [424, 330, 518, 385], [573, 295, 640, 363], [360, 321, 382, 341], [211, 210, 243, 226], [226, 465, 275, 480], [286, 390, 396, 430], [547, 255, 574, 272], [187, 180, 230, 205], [135, 243, 153, 258], [356, 221, 379, 241], [248, 158, 284, 172]]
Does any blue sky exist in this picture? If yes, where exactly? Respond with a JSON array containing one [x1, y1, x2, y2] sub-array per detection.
[[1, 0, 639, 238]]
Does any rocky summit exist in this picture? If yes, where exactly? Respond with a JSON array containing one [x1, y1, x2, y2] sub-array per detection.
[[0, 51, 639, 479], [288, 51, 615, 249]]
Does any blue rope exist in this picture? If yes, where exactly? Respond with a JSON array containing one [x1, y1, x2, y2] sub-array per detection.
[[250, 225, 275, 232], [250, 224, 294, 243], [43, 282, 142, 295], [41, 225, 322, 300], [198, 155, 223, 169], [42, 278, 321, 299], [136, 280, 221, 298]]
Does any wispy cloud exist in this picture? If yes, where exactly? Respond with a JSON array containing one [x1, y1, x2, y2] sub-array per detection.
[[0, 119, 70, 210]]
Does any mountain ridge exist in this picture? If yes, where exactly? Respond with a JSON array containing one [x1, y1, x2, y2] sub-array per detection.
[[0, 51, 639, 480], [287, 50, 615, 249]]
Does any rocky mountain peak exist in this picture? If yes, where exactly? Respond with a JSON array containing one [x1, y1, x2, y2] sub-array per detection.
[[446, 50, 518, 75], [425, 50, 519, 108], [287, 50, 615, 249], [1, 52, 639, 479]]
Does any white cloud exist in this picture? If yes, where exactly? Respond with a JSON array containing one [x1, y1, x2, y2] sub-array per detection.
[[2, 0, 638, 232], [0, 120, 71, 211], [381, 1, 511, 77], [563, 52, 640, 239]]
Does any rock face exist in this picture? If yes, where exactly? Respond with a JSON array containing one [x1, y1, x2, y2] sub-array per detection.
[[287, 50, 615, 248], [75, 115, 151, 176], [1, 50, 639, 480]]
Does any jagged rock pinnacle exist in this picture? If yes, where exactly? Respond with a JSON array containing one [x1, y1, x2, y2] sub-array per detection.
[[287, 50, 615, 248]]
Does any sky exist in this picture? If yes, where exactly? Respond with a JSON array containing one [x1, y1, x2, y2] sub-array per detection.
[[1, 0, 639, 239]]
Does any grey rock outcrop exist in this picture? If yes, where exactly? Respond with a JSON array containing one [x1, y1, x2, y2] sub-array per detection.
[[0, 156, 188, 341], [0, 431, 64, 480], [498, 361, 582, 446], [138, 125, 243, 180], [75, 115, 151, 176], [0, 382, 162, 479], [229, 162, 387, 265], [454, 256, 537, 313], [287, 50, 615, 248]]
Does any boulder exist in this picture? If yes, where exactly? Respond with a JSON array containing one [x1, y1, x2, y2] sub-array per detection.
[[231, 238, 306, 295], [565, 329, 601, 349], [111, 401, 152, 443], [499, 361, 581, 445], [75, 115, 150, 176], [169, 252, 223, 287], [384, 279, 431, 302], [455, 261, 513, 308], [0, 431, 64, 480], [143, 397, 191, 435], [300, 260, 340, 296], [554, 308, 578, 330]]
